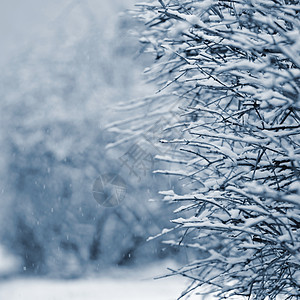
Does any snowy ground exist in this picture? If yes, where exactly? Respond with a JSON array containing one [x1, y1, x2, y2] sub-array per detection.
[[0, 263, 199, 300], [0, 249, 196, 300], [0, 276, 185, 300]]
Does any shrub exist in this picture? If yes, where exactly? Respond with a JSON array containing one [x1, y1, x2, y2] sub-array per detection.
[[124, 0, 300, 298]]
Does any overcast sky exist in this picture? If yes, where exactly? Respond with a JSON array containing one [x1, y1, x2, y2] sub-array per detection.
[[0, 0, 67, 66], [0, 0, 133, 67]]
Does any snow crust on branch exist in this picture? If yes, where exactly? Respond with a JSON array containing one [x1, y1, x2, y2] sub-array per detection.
[[111, 1, 300, 298]]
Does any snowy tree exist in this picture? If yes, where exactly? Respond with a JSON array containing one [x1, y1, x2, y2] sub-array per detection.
[[110, 0, 300, 298]]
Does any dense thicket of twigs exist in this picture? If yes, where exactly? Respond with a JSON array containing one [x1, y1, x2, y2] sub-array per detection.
[[121, 0, 300, 298]]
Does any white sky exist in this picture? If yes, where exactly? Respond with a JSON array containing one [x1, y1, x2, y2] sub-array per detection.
[[0, 0, 68, 66], [0, 0, 134, 67]]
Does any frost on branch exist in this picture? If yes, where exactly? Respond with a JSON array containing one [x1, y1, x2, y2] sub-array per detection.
[[125, 0, 300, 298]]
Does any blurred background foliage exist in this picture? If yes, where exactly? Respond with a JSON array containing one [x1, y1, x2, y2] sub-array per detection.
[[0, 0, 182, 278]]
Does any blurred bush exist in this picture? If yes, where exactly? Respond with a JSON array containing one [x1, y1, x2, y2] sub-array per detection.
[[0, 0, 179, 278]]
